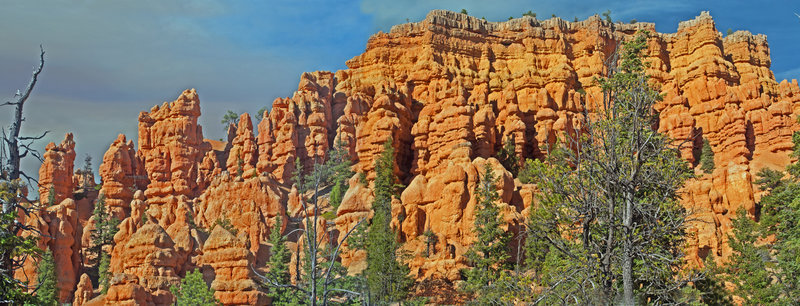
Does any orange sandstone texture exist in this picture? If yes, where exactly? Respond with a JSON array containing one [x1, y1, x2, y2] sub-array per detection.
[[72, 273, 94, 306], [202, 225, 268, 305], [38, 133, 76, 205], [333, 10, 800, 270], [98, 134, 139, 220], [27, 9, 800, 304]]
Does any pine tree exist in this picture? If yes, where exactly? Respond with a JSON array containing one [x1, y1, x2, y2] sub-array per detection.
[[170, 268, 219, 306], [98, 252, 111, 294], [364, 140, 412, 303], [700, 138, 715, 174], [524, 32, 692, 304], [221, 110, 239, 131], [90, 194, 119, 287], [265, 214, 293, 303], [258, 155, 366, 305], [35, 249, 57, 305], [325, 140, 354, 208], [423, 229, 436, 258], [725, 142, 800, 303], [496, 136, 519, 176], [292, 157, 305, 193], [463, 163, 511, 298]]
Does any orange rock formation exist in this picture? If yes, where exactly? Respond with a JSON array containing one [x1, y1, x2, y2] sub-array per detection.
[[23, 9, 800, 304]]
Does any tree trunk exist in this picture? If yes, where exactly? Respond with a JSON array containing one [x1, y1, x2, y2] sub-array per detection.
[[622, 194, 634, 305]]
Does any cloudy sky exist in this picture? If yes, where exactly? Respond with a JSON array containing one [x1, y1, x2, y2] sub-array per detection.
[[1, 0, 799, 183]]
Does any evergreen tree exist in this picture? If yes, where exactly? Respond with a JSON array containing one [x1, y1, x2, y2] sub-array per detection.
[[0, 48, 48, 304], [329, 182, 344, 209], [80, 154, 93, 188], [700, 138, 715, 174], [364, 140, 412, 304], [265, 214, 294, 303], [46, 186, 55, 206], [98, 252, 111, 294], [35, 249, 57, 305], [170, 268, 219, 306], [258, 156, 366, 305], [255, 106, 269, 122], [523, 32, 692, 304], [90, 194, 119, 286], [90, 195, 119, 251], [325, 140, 354, 208], [221, 110, 239, 131], [463, 163, 510, 298], [496, 136, 519, 176], [725, 140, 800, 303], [602, 10, 612, 22], [423, 229, 436, 258], [292, 157, 305, 193]]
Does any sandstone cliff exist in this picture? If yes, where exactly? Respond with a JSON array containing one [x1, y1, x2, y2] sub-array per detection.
[[25, 10, 800, 304]]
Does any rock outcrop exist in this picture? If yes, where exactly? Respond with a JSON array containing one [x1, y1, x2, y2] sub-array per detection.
[[137, 89, 208, 227], [257, 72, 335, 183], [38, 133, 76, 205], [114, 222, 181, 305], [27, 9, 800, 303], [98, 134, 139, 219], [47, 198, 80, 302], [202, 225, 267, 305], [72, 273, 94, 306], [193, 174, 285, 265]]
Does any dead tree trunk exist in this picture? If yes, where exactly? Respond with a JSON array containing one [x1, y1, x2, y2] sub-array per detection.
[[2, 46, 45, 186]]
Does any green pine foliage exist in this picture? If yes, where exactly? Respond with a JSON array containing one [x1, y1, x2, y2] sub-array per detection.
[[522, 10, 536, 18], [700, 138, 715, 173], [213, 217, 237, 236], [602, 10, 612, 22], [46, 186, 55, 206], [365, 139, 412, 303], [463, 163, 510, 299], [522, 32, 692, 304], [517, 158, 538, 184], [99, 252, 111, 294], [423, 229, 437, 258], [255, 106, 269, 122], [325, 140, 354, 208], [329, 182, 344, 209], [170, 268, 219, 306], [35, 250, 58, 305], [292, 157, 305, 193], [90, 194, 119, 287], [725, 135, 800, 303], [496, 136, 519, 176], [265, 214, 294, 303], [221, 110, 239, 131], [90, 194, 120, 251], [0, 180, 42, 304]]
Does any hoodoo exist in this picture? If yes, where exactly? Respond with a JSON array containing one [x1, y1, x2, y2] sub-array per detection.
[[13, 9, 800, 305]]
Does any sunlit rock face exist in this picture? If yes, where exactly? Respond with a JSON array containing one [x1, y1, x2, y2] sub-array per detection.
[[27, 9, 800, 303], [334, 10, 800, 272]]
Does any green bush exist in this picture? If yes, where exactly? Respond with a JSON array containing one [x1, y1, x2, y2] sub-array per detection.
[[170, 269, 219, 306]]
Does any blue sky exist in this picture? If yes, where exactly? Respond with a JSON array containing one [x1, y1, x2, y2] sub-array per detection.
[[1, 0, 798, 183]]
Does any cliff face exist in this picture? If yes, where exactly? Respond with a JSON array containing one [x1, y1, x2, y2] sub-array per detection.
[[24, 10, 800, 304]]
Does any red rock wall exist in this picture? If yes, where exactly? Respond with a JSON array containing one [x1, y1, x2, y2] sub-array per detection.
[[28, 9, 800, 304]]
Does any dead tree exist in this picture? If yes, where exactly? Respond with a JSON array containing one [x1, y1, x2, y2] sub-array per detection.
[[253, 158, 366, 306], [0, 46, 47, 304], [1, 46, 47, 190]]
